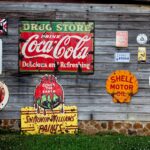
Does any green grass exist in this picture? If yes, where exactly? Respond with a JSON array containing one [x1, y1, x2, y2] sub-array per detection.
[[0, 131, 150, 150]]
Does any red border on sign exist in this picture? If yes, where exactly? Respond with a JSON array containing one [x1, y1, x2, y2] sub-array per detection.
[[19, 21, 94, 74]]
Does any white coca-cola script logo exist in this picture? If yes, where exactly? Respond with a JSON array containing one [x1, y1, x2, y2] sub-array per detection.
[[21, 34, 91, 59]]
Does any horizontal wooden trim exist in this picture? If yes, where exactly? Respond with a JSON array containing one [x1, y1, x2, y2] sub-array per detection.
[[0, 0, 149, 4]]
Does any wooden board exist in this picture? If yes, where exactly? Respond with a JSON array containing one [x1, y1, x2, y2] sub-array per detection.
[[0, 2, 150, 121]]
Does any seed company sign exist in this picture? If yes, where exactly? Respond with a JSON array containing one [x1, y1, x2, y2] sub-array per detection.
[[106, 70, 138, 103], [19, 21, 94, 74], [21, 106, 78, 135]]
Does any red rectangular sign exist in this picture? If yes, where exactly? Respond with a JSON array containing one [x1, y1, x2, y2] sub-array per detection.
[[19, 21, 94, 74]]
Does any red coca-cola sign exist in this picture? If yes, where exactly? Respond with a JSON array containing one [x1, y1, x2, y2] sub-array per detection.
[[19, 21, 94, 74]]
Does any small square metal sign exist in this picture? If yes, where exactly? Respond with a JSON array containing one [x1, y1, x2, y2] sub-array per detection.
[[115, 53, 130, 62], [19, 21, 94, 74], [138, 47, 146, 63], [116, 31, 128, 48], [0, 19, 7, 35]]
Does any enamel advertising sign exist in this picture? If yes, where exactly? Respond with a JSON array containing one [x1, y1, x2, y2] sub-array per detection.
[[138, 47, 146, 63], [21, 106, 78, 135], [116, 31, 128, 48], [21, 75, 78, 135], [19, 21, 94, 74], [106, 70, 138, 103], [0, 19, 7, 35], [115, 53, 130, 63], [34, 75, 64, 114], [0, 82, 9, 110]]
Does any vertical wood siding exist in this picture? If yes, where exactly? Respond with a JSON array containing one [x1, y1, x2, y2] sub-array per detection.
[[0, 2, 150, 121]]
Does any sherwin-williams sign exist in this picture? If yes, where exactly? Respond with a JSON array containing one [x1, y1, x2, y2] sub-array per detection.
[[21, 106, 78, 135], [106, 70, 138, 103], [21, 75, 78, 135], [19, 21, 94, 74]]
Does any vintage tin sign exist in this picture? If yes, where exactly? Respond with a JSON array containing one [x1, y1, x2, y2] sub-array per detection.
[[136, 34, 148, 45], [0, 39, 2, 74], [116, 31, 128, 47], [0, 82, 9, 110], [34, 75, 64, 114], [115, 53, 130, 62], [19, 21, 94, 74], [106, 70, 138, 103], [21, 106, 78, 135], [138, 47, 146, 63], [0, 19, 7, 35]]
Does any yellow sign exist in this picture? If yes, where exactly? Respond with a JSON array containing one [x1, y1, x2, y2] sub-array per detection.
[[138, 47, 146, 62], [106, 70, 138, 103], [21, 106, 78, 135]]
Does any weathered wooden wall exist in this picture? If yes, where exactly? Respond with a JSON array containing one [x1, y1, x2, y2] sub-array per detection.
[[0, 2, 150, 121]]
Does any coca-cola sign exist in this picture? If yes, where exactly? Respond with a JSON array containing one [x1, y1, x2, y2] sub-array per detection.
[[19, 21, 94, 74]]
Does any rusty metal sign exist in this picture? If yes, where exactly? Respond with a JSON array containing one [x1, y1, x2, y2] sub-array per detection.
[[21, 106, 78, 135], [21, 74, 78, 135], [34, 75, 64, 114], [19, 21, 94, 74]]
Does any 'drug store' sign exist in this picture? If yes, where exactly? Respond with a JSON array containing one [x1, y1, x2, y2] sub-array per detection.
[[106, 70, 138, 103], [21, 75, 78, 135], [19, 21, 94, 74]]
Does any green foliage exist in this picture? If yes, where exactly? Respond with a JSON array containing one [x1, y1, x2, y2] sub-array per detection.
[[0, 132, 150, 150]]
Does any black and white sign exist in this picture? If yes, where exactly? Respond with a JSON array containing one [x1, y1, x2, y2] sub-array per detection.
[[136, 34, 148, 45], [115, 53, 130, 63]]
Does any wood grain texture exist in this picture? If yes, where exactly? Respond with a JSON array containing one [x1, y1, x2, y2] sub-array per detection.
[[0, 2, 150, 121]]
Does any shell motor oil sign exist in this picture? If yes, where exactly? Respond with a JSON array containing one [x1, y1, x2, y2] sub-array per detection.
[[106, 70, 138, 103], [19, 21, 94, 74], [21, 75, 78, 135]]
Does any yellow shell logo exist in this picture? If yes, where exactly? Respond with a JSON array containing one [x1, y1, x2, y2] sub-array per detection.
[[106, 70, 138, 103]]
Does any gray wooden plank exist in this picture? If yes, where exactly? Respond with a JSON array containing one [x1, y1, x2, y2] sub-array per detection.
[[93, 112, 127, 120], [0, 111, 20, 119], [0, 3, 149, 13], [127, 113, 150, 121]]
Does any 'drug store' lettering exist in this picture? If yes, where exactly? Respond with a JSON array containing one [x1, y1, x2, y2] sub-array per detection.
[[19, 21, 94, 74]]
